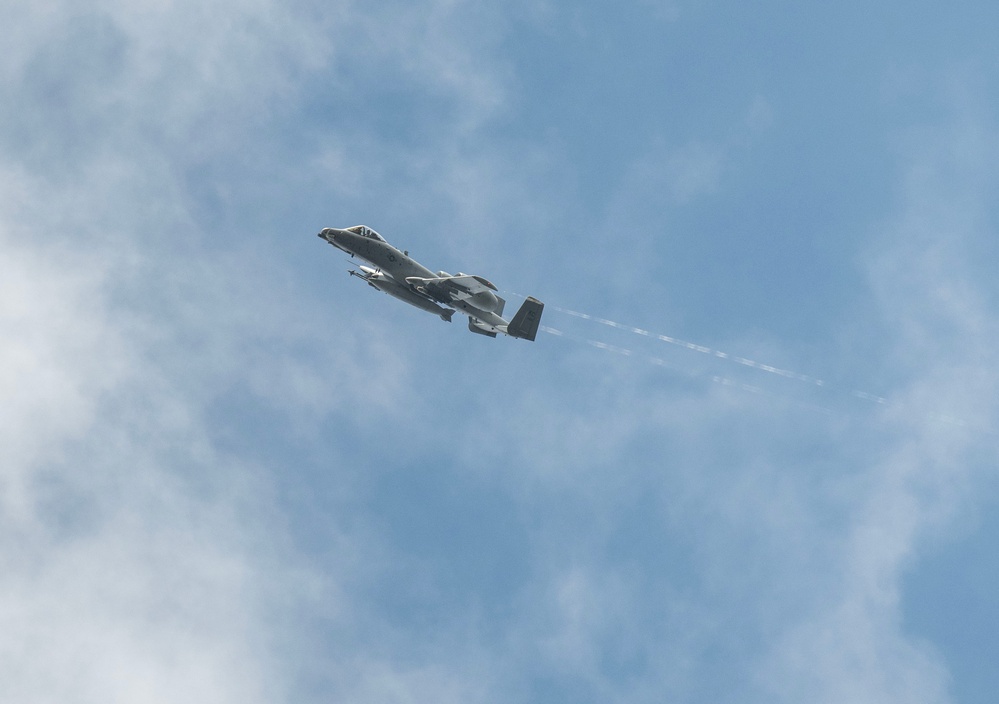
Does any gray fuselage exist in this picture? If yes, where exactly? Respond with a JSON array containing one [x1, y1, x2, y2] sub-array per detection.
[[318, 225, 544, 340], [322, 227, 435, 281], [320, 227, 506, 329]]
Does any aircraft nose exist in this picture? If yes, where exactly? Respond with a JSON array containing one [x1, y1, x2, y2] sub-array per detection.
[[318, 228, 336, 241]]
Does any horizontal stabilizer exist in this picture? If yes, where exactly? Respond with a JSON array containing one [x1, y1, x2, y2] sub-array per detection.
[[468, 318, 497, 338], [508, 297, 544, 341]]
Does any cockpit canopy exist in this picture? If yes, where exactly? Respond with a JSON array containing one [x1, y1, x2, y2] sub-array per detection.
[[345, 225, 385, 242]]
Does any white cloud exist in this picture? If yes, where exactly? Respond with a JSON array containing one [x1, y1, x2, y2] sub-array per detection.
[[0, 178, 345, 701], [753, 89, 999, 703], [0, 3, 412, 701], [0, 192, 130, 518], [6, 2, 999, 703], [421, 87, 999, 703], [1, 1, 555, 700]]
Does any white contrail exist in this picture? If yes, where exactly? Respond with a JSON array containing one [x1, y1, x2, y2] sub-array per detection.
[[528, 288, 962, 397], [547, 305, 903, 405], [522, 296, 991, 432], [538, 324, 827, 410], [552, 306, 832, 389]]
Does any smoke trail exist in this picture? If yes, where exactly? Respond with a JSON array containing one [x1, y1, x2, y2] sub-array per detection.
[[512, 293, 996, 434], [552, 306, 833, 389], [538, 324, 837, 415], [545, 305, 900, 405]]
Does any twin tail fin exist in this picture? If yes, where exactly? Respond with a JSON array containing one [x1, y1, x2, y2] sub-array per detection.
[[507, 297, 544, 341]]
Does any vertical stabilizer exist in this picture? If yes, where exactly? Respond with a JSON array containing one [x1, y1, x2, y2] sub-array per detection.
[[508, 297, 544, 341]]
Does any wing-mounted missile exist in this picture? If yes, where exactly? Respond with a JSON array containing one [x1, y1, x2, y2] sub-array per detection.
[[348, 266, 382, 291], [348, 265, 380, 279]]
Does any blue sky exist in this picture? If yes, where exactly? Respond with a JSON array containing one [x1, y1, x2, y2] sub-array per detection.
[[3, 1, 999, 702]]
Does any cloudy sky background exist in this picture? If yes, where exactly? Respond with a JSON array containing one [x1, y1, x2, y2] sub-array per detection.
[[3, 1, 999, 702]]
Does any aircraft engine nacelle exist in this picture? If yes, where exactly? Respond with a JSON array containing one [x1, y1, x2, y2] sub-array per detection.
[[441, 271, 501, 312], [464, 289, 501, 313]]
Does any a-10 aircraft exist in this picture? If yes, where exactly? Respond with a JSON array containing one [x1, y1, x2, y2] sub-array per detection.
[[318, 225, 544, 341]]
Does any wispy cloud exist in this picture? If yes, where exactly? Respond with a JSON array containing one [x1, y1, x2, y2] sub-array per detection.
[[753, 81, 999, 703], [0, 3, 407, 701], [4, 2, 999, 703]]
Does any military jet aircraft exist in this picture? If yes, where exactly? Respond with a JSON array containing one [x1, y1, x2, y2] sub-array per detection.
[[318, 225, 544, 341]]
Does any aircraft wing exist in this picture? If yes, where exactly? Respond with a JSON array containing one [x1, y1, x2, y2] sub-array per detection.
[[405, 274, 497, 302]]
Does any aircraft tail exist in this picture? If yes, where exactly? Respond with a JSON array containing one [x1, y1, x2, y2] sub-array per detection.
[[507, 297, 544, 341]]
